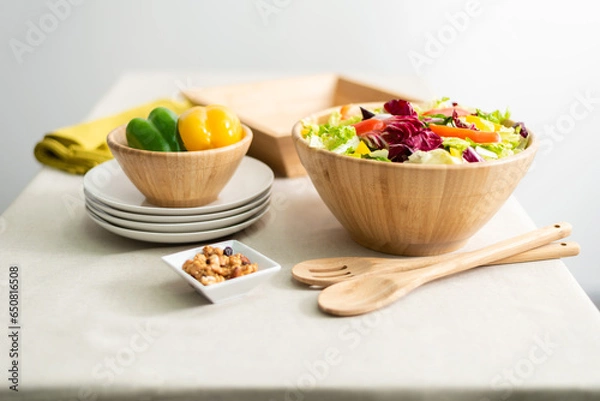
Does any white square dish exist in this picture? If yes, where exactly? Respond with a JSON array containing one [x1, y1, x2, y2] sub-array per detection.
[[162, 240, 281, 303]]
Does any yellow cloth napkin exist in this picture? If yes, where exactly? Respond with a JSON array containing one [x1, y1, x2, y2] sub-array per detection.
[[34, 98, 192, 174]]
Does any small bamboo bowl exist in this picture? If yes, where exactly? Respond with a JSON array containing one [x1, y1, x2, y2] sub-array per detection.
[[292, 103, 538, 256], [107, 125, 252, 208]]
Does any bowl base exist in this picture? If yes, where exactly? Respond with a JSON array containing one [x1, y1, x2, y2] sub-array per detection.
[[144, 195, 218, 208], [351, 236, 469, 257]]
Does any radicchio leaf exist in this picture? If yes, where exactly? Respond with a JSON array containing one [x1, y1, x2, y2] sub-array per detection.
[[513, 122, 529, 138], [373, 115, 443, 162], [383, 99, 417, 117], [362, 132, 387, 150], [452, 110, 477, 130], [462, 147, 484, 163], [360, 107, 375, 120], [385, 116, 425, 141], [388, 143, 413, 163], [385, 116, 442, 152], [407, 130, 443, 152], [356, 111, 443, 163]]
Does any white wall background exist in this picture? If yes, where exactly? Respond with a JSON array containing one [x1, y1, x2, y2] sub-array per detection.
[[2, 0, 599, 304]]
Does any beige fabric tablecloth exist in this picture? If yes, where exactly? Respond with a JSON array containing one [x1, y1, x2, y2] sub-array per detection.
[[1, 72, 599, 401]]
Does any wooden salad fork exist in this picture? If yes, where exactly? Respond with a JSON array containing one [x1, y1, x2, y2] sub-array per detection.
[[292, 241, 580, 287], [317, 223, 573, 317]]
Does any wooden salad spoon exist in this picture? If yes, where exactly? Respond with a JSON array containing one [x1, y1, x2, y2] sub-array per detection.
[[318, 223, 573, 317], [292, 241, 580, 287]]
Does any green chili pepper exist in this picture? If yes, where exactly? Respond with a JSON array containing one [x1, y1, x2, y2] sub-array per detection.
[[126, 107, 185, 152]]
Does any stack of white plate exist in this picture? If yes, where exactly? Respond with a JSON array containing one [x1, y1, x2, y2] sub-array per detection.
[[83, 157, 274, 243]]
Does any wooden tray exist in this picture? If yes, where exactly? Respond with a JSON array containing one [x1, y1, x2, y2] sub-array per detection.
[[182, 74, 420, 177]]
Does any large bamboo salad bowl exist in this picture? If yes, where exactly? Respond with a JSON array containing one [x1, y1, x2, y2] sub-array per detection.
[[292, 104, 537, 256]]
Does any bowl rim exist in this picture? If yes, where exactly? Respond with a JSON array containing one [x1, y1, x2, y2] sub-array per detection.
[[107, 123, 253, 157], [291, 103, 538, 170]]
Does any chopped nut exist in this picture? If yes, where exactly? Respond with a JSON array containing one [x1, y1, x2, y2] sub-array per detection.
[[182, 246, 259, 286], [202, 246, 214, 257]]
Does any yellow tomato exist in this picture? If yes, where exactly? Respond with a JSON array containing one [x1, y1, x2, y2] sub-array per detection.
[[177, 105, 243, 151]]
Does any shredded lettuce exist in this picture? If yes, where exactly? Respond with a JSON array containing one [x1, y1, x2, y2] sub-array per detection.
[[476, 108, 511, 125], [414, 96, 451, 115], [302, 117, 359, 154], [364, 149, 390, 162], [331, 135, 360, 155], [327, 111, 341, 126], [407, 149, 462, 165], [344, 115, 362, 125], [316, 125, 355, 151], [326, 111, 361, 127], [433, 96, 451, 108], [469, 126, 528, 159], [475, 146, 499, 160], [441, 137, 471, 161], [307, 133, 324, 149], [477, 143, 514, 159], [442, 137, 472, 152]]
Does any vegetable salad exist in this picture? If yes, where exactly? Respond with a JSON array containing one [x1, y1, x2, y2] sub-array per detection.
[[300, 98, 530, 164]]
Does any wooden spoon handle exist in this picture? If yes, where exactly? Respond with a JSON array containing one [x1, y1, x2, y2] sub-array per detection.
[[416, 222, 572, 284], [486, 241, 580, 265], [372, 240, 580, 273], [366, 241, 580, 277]]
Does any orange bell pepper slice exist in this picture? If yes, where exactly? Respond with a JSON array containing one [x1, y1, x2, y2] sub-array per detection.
[[429, 124, 500, 143]]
